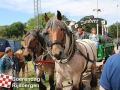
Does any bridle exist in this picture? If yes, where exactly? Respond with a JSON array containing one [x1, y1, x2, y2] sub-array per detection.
[[50, 29, 66, 49], [24, 40, 39, 53], [24, 33, 41, 60]]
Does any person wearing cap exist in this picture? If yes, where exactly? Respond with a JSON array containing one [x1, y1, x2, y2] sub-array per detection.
[[0, 47, 13, 90], [75, 26, 88, 39]]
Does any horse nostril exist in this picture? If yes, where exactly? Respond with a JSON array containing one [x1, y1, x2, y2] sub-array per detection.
[[59, 51, 62, 55], [28, 54, 30, 57], [23, 55, 32, 61]]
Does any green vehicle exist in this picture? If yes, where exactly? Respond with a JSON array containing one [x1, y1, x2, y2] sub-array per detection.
[[97, 35, 114, 61]]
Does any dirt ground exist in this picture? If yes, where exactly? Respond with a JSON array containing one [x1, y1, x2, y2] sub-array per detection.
[[60, 71, 101, 90], [47, 62, 103, 90], [47, 71, 101, 90]]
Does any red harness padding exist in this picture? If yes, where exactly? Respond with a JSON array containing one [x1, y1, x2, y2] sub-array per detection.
[[36, 60, 55, 64]]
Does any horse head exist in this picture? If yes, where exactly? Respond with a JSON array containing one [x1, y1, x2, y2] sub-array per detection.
[[23, 29, 44, 61], [45, 10, 70, 60], [14, 46, 25, 62]]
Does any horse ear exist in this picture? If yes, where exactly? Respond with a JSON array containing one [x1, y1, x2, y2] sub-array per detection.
[[23, 30, 27, 34], [36, 29, 40, 34], [45, 13, 49, 22], [20, 45, 24, 50], [57, 10, 62, 20]]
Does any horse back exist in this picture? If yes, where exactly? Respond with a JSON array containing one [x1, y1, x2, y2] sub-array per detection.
[[76, 39, 97, 62]]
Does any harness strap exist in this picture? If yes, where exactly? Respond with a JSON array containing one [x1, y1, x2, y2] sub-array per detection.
[[76, 41, 95, 73], [82, 41, 96, 61], [77, 48, 94, 74], [82, 58, 89, 73], [77, 48, 94, 63]]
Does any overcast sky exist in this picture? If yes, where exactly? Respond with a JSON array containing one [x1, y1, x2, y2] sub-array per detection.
[[0, 0, 120, 26]]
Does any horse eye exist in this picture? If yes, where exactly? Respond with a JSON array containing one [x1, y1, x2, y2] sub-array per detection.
[[61, 29, 64, 31]]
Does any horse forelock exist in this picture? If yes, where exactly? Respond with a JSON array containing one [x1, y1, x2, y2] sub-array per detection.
[[45, 17, 70, 36], [25, 30, 37, 38], [25, 30, 45, 48]]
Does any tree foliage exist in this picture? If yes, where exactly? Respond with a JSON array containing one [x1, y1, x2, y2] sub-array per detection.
[[25, 12, 69, 31], [0, 22, 24, 39], [25, 18, 34, 30], [82, 23, 102, 34], [0, 12, 68, 40], [108, 22, 120, 38]]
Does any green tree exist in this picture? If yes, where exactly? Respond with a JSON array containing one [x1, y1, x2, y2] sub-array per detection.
[[62, 15, 69, 21], [41, 12, 55, 28], [25, 12, 55, 30], [25, 18, 34, 30], [108, 22, 120, 38], [9, 22, 24, 38], [0, 25, 10, 38], [82, 24, 102, 34], [25, 12, 69, 31]]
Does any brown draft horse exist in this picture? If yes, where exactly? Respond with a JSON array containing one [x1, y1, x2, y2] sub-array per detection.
[[44, 11, 97, 90], [23, 29, 55, 90], [14, 47, 26, 77]]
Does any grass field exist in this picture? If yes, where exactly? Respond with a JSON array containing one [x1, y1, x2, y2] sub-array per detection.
[[0, 61, 52, 90], [16, 61, 51, 90]]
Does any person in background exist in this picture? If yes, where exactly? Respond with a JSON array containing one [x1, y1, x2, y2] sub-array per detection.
[[89, 28, 99, 49], [117, 41, 120, 50], [0, 47, 13, 90], [99, 53, 120, 90], [89, 28, 100, 71], [75, 26, 88, 39]]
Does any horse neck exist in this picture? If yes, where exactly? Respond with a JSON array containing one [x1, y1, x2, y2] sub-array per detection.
[[14, 50, 23, 61], [35, 42, 43, 57], [36, 35, 45, 57], [64, 34, 71, 53]]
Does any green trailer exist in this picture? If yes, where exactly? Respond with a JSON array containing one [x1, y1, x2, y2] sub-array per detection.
[[97, 35, 114, 61]]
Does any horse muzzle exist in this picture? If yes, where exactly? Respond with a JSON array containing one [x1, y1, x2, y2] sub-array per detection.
[[53, 51, 62, 60], [23, 54, 32, 61]]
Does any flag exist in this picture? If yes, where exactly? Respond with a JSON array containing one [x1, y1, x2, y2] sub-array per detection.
[[0, 74, 12, 88]]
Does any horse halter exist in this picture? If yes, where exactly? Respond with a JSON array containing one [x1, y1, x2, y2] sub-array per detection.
[[24, 33, 40, 59], [24, 41, 38, 52], [50, 30, 66, 49]]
